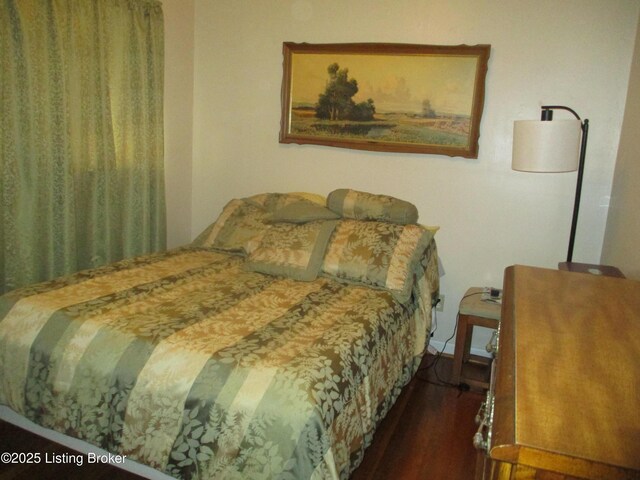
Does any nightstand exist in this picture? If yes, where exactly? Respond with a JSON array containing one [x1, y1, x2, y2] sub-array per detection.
[[451, 287, 501, 390]]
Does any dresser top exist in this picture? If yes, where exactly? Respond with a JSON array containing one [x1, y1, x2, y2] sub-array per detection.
[[492, 265, 640, 477]]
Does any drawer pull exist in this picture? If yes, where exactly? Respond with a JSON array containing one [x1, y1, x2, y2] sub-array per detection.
[[475, 400, 486, 425], [485, 329, 499, 354], [473, 430, 488, 451], [473, 392, 493, 453]]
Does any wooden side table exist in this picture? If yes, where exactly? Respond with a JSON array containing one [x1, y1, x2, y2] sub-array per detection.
[[451, 287, 501, 390]]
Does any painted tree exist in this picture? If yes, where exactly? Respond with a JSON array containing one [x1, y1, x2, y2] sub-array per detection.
[[422, 99, 436, 118], [316, 63, 375, 121]]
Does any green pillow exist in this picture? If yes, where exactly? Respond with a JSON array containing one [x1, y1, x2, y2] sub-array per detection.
[[245, 220, 339, 281], [327, 189, 418, 224], [193, 199, 270, 254], [248, 192, 321, 213], [271, 199, 339, 223]]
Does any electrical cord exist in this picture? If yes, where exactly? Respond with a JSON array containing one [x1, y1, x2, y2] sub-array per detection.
[[428, 300, 438, 340], [417, 291, 485, 391]]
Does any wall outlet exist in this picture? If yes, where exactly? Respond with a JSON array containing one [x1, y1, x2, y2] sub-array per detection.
[[436, 294, 445, 311]]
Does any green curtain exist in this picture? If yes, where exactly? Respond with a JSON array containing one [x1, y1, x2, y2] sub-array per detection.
[[0, 0, 166, 294]]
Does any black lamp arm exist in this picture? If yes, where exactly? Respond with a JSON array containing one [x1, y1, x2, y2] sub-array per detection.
[[541, 105, 582, 121]]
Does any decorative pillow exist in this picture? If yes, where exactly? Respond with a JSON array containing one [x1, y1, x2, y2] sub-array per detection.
[[326, 189, 419, 225], [245, 220, 339, 281], [248, 192, 322, 213], [193, 199, 270, 254], [271, 198, 340, 224], [321, 219, 434, 303], [288, 192, 326, 205], [191, 223, 215, 248]]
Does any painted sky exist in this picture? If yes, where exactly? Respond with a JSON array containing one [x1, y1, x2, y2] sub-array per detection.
[[290, 52, 479, 115]]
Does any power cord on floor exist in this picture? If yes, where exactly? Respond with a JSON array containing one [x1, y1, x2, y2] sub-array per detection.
[[417, 292, 484, 394]]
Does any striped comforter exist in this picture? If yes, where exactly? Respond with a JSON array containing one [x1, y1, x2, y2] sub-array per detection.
[[0, 245, 437, 479]]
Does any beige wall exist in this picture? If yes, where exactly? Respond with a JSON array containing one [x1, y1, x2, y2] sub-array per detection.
[[181, 0, 638, 352], [601, 14, 640, 280], [163, 0, 195, 248]]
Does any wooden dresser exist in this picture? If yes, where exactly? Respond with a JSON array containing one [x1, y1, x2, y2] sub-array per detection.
[[475, 265, 640, 480]]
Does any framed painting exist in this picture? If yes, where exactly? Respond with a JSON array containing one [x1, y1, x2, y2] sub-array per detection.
[[279, 42, 491, 158]]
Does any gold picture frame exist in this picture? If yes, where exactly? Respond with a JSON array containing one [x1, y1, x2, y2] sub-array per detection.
[[280, 42, 491, 158]]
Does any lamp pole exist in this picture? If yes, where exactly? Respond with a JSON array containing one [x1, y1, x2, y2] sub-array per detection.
[[540, 106, 589, 263]]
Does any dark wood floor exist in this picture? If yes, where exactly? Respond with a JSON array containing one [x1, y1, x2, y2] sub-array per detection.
[[351, 354, 484, 479], [0, 355, 484, 480]]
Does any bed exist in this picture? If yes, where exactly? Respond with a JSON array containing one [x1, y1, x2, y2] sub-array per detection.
[[0, 189, 439, 479]]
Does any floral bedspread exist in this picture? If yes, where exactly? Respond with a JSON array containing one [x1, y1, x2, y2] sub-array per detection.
[[0, 245, 437, 479]]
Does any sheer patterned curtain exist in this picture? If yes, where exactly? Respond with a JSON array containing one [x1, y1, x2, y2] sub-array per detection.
[[0, 0, 166, 293]]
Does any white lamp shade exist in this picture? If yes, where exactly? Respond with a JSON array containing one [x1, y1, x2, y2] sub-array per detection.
[[512, 119, 581, 172]]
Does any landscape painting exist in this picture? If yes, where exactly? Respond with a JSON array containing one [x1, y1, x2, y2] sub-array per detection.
[[279, 43, 491, 158]]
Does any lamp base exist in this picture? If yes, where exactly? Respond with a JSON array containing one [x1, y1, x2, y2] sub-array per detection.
[[558, 262, 625, 278]]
